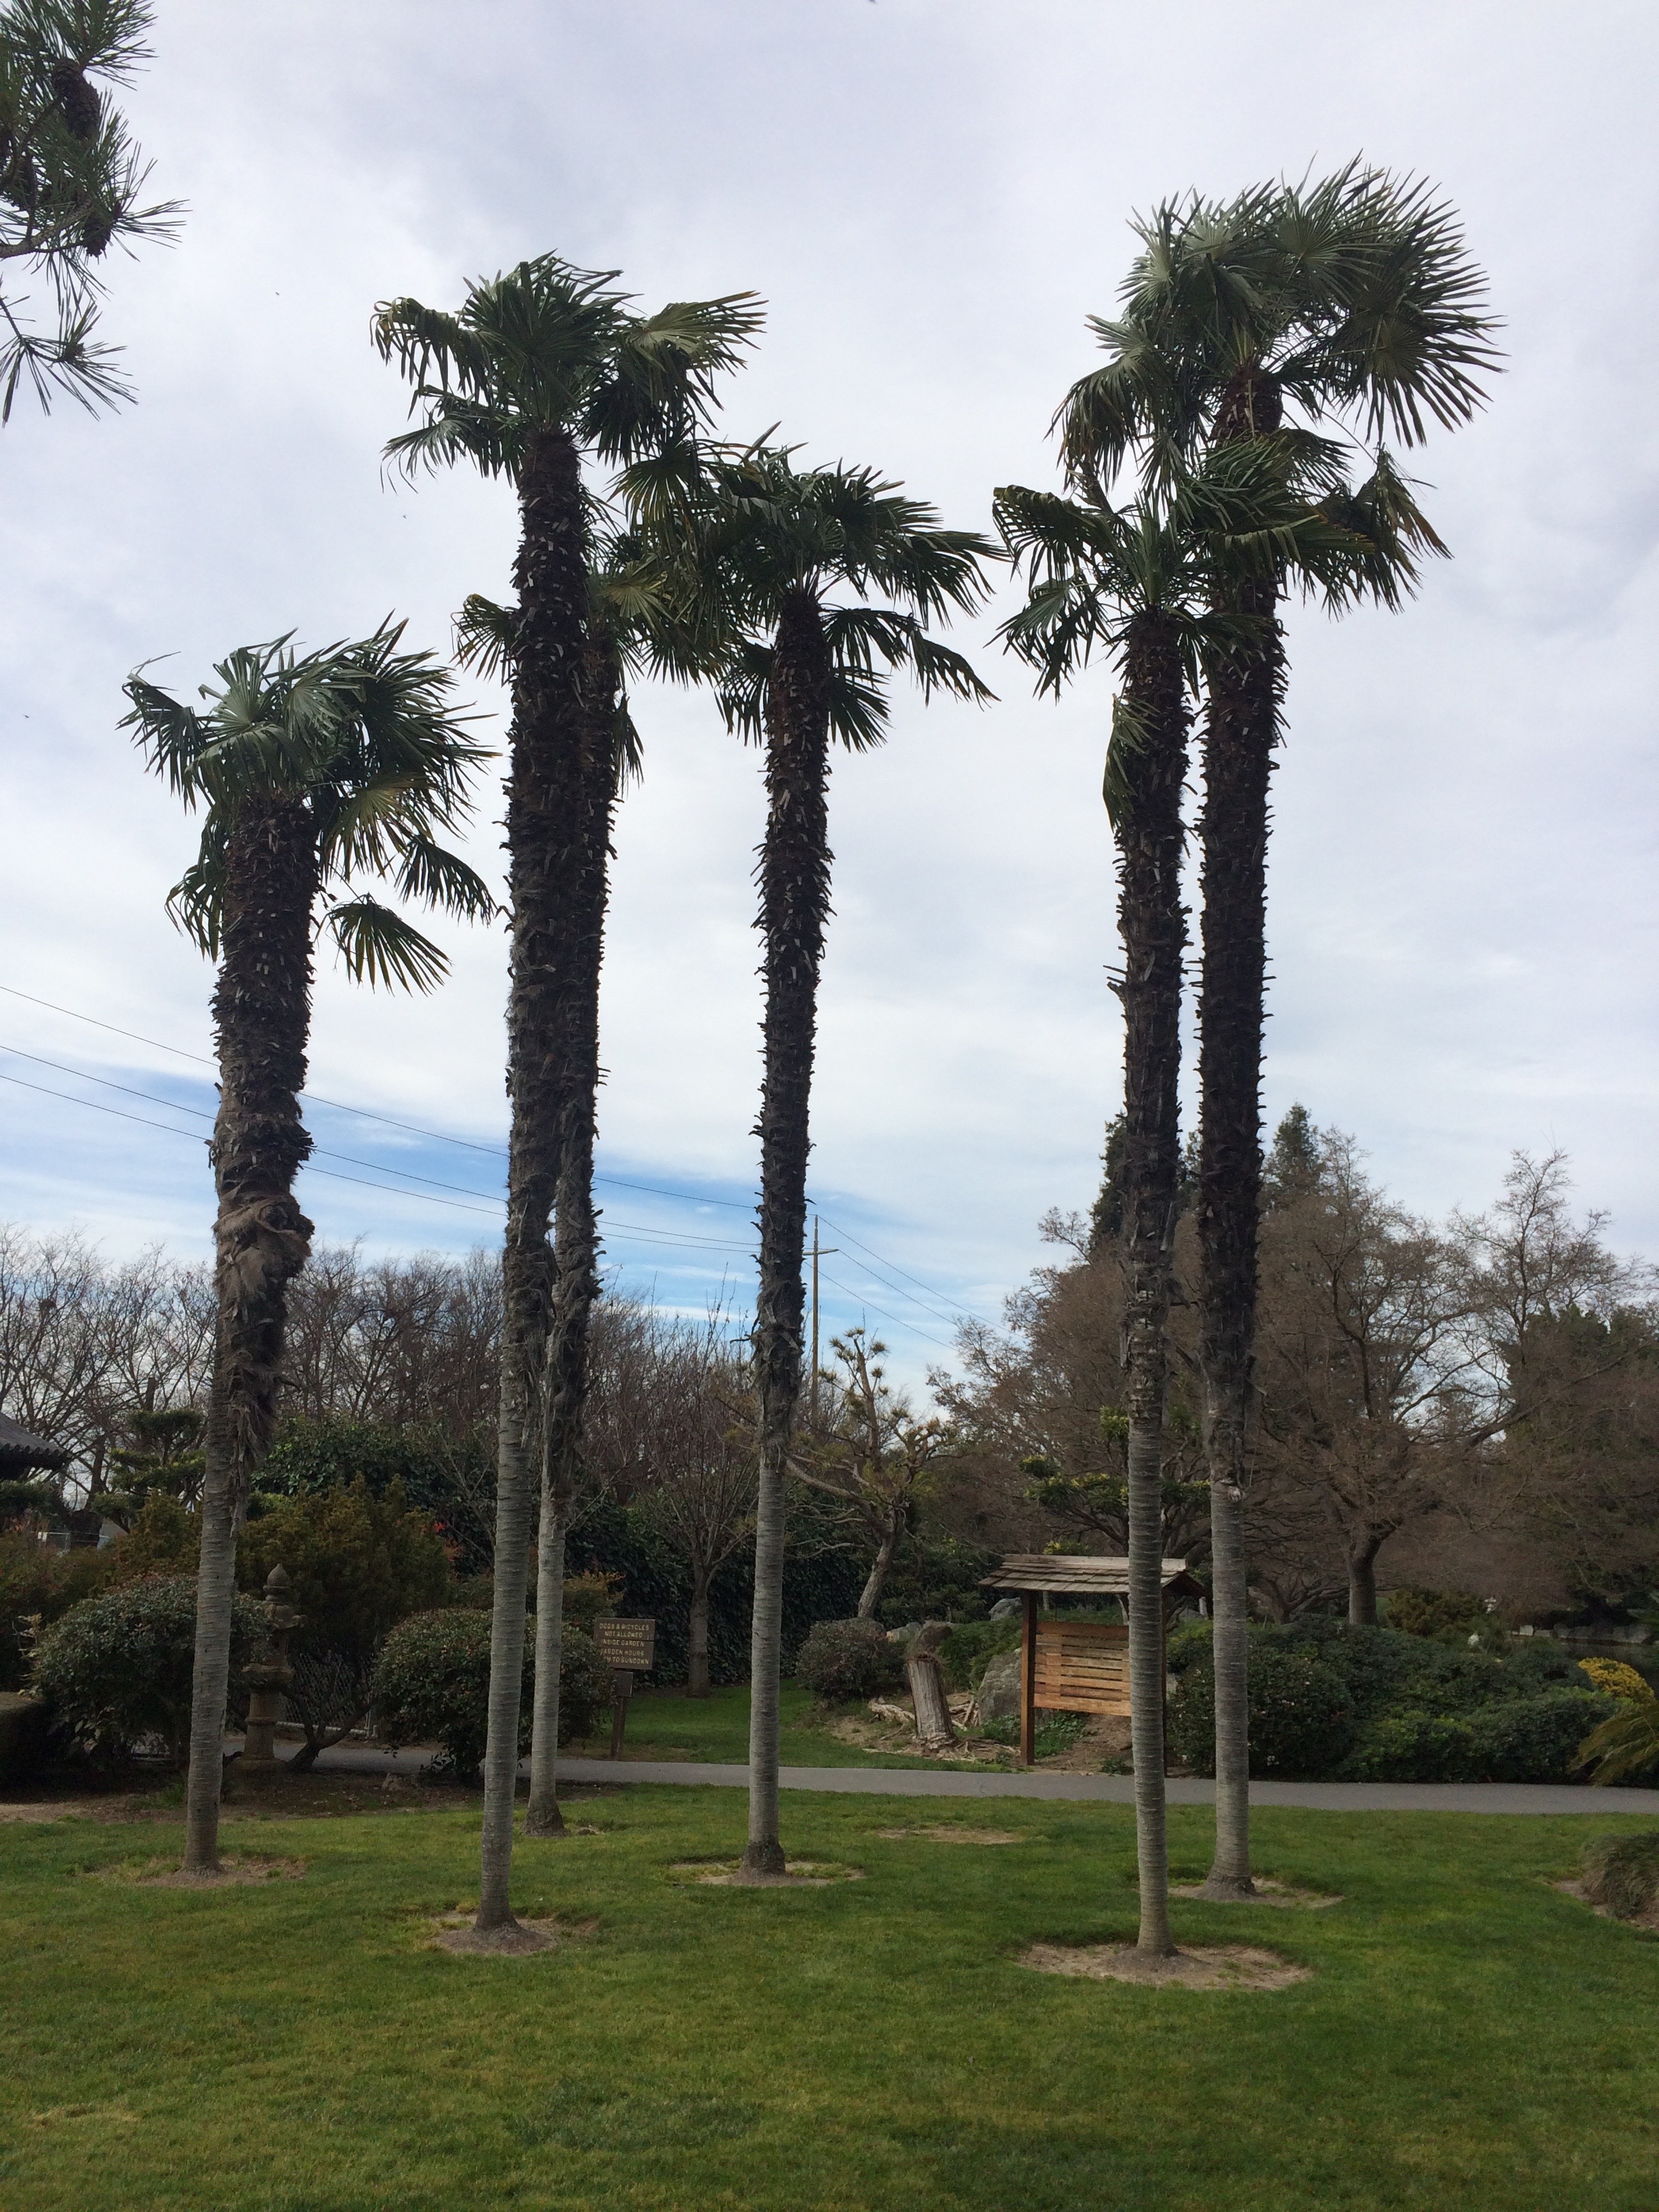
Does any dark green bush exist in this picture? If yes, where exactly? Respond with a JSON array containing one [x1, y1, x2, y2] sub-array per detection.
[[1385, 1586, 1486, 1638], [1581, 1830, 1659, 1919], [1168, 1639, 1357, 1779], [0, 1691, 51, 1783], [794, 1618, 905, 1703], [369, 1609, 609, 1783], [0, 1532, 116, 1691], [1347, 1708, 1479, 1782], [1166, 1618, 1213, 1677], [936, 1616, 1022, 1693], [31, 1575, 269, 1763], [1466, 1690, 1607, 1784], [872, 1531, 1001, 1628]]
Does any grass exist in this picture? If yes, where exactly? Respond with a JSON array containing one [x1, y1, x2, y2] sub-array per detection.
[[3, 1784, 1659, 2209], [573, 1681, 1012, 1769]]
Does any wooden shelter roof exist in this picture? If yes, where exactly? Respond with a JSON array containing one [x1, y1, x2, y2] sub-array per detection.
[[0, 1412, 69, 1475], [982, 1554, 1204, 1599]]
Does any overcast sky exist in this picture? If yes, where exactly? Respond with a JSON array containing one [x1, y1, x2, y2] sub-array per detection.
[[2, 0, 1655, 1389]]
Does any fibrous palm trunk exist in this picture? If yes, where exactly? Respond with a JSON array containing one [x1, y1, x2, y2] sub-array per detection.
[[525, 632, 621, 1837], [742, 588, 832, 1880], [478, 426, 590, 1929], [1114, 611, 1189, 1959], [182, 798, 317, 1875], [1197, 361, 1283, 1902]]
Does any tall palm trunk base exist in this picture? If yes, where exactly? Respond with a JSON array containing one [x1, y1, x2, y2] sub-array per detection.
[[525, 1488, 567, 1837], [1200, 1468, 1254, 1898], [740, 1450, 789, 1877]]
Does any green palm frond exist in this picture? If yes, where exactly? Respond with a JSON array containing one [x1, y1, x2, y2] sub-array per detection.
[[322, 897, 449, 994], [1577, 1696, 1659, 1787], [453, 592, 518, 686], [392, 834, 497, 922]]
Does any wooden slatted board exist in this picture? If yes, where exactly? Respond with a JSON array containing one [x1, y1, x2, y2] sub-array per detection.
[[1033, 1618, 1131, 1716]]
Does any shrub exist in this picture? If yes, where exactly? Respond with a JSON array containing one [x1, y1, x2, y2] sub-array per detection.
[[1581, 1830, 1659, 1919], [794, 1618, 905, 1703], [1467, 1690, 1607, 1784], [106, 1494, 198, 1583], [1347, 1708, 1479, 1782], [0, 1532, 115, 1691], [369, 1609, 609, 1783], [1385, 1586, 1486, 1638], [0, 1691, 51, 1784], [936, 1616, 1021, 1694], [1168, 1638, 1357, 1779], [1166, 1618, 1213, 1678], [31, 1575, 269, 1764], [1578, 1657, 1653, 1702]]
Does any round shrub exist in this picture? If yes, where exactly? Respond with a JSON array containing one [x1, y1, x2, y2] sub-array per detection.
[[1346, 1708, 1479, 1783], [794, 1617, 904, 1703], [1466, 1689, 1607, 1783], [31, 1574, 270, 1764], [1581, 1830, 1659, 1920], [1385, 1586, 1486, 1638], [369, 1610, 609, 1782], [1168, 1640, 1357, 1780]]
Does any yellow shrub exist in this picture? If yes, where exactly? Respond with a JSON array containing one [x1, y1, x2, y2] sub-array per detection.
[[1578, 1657, 1654, 1701]]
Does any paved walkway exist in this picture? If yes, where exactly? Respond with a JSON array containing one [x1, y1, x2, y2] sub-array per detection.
[[306, 1742, 1659, 1818]]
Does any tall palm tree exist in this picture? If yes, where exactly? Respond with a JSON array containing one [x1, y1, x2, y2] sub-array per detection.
[[374, 258, 759, 1929], [996, 443, 1364, 1957], [1060, 166, 1498, 1898], [632, 442, 993, 1877], [123, 623, 493, 1875]]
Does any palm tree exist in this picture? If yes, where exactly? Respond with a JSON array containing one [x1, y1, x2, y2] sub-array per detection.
[[632, 441, 993, 1877], [374, 258, 760, 1926], [1060, 166, 1498, 1898], [123, 623, 493, 1875], [996, 443, 1362, 1956]]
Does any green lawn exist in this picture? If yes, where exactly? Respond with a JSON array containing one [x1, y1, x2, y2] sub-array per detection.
[[575, 1680, 1004, 1769], [3, 1788, 1658, 2211]]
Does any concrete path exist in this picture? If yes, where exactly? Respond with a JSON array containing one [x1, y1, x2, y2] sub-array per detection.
[[305, 1742, 1659, 1818]]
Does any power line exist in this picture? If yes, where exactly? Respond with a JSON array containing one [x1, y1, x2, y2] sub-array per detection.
[[0, 1071, 757, 1255], [815, 1265, 953, 1351], [1, 983, 991, 1328]]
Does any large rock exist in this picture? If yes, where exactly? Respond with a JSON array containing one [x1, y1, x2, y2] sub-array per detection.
[[977, 1647, 1023, 1723]]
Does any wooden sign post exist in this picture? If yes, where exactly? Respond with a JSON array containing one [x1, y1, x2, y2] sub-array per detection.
[[592, 1618, 656, 1759]]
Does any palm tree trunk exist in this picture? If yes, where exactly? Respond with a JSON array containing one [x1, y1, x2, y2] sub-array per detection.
[[688, 1572, 712, 1698], [742, 588, 832, 1881], [524, 1488, 567, 1835], [183, 797, 317, 1876], [1114, 612, 1188, 1959], [523, 628, 623, 1840], [1197, 361, 1284, 1903], [478, 424, 590, 1932]]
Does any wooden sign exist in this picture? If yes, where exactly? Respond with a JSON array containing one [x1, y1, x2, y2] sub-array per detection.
[[1033, 1619, 1130, 1717], [592, 1618, 656, 1671]]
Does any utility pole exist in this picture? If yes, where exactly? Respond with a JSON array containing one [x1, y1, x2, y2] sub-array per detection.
[[808, 1216, 838, 1433]]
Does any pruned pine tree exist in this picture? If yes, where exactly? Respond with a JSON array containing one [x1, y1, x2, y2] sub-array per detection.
[[630, 441, 993, 1877], [123, 625, 493, 1874], [0, 0, 179, 417], [1060, 163, 1498, 1899], [375, 259, 759, 1919], [996, 442, 1370, 1953]]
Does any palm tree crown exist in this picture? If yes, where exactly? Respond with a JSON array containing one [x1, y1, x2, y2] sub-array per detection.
[[123, 620, 495, 989]]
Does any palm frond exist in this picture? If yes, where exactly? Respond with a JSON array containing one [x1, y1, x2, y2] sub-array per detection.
[[453, 592, 518, 686], [322, 897, 449, 994], [393, 834, 497, 922]]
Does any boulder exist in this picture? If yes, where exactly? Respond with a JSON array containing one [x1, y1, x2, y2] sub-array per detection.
[[988, 1597, 1021, 1621], [977, 1647, 1023, 1724]]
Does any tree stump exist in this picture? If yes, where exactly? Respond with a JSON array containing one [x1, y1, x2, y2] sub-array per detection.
[[905, 1622, 958, 1752]]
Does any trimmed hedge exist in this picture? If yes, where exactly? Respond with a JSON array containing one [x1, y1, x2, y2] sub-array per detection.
[[1168, 1620, 1613, 1784], [31, 1574, 269, 1764], [369, 1608, 611, 1783], [795, 1618, 904, 1703]]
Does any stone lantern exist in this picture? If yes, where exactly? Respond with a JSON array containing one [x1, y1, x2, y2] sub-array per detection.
[[242, 1564, 302, 1768]]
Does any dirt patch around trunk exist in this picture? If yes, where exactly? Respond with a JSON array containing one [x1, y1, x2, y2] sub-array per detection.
[[876, 1826, 1025, 1845], [668, 1858, 864, 1887], [1555, 1879, 1659, 1932], [1021, 1941, 1311, 1990], [1169, 1876, 1340, 1909], [98, 1854, 308, 1888], [432, 1912, 598, 1957]]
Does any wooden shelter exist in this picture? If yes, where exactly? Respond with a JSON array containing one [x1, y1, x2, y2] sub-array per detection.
[[981, 1555, 1205, 1767], [0, 1412, 68, 1477]]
